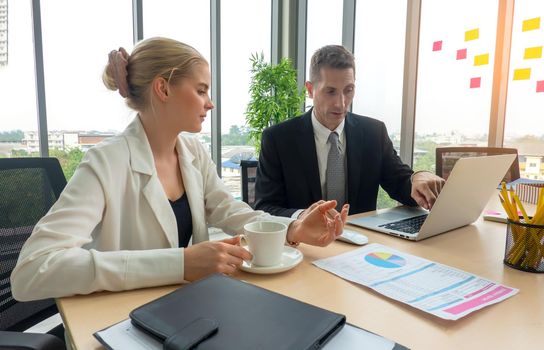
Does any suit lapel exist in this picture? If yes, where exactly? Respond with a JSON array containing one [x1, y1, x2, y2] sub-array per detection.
[[345, 113, 363, 204], [125, 117, 178, 247], [142, 176, 178, 247], [296, 110, 322, 200]]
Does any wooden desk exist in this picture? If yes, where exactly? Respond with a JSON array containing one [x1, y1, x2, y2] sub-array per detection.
[[57, 202, 544, 350]]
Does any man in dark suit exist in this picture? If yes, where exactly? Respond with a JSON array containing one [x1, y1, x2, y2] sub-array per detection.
[[255, 45, 444, 219]]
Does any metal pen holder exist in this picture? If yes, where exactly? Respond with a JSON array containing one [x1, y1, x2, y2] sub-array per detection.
[[504, 219, 544, 273]]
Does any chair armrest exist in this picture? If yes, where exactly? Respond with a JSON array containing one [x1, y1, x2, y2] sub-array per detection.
[[0, 331, 65, 350]]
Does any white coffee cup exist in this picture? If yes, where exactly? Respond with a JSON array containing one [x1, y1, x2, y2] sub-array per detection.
[[241, 221, 288, 267]]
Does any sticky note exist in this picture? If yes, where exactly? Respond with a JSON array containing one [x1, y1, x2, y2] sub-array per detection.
[[470, 77, 481, 88], [465, 28, 479, 41], [522, 17, 540, 32], [433, 41, 443, 51], [524, 46, 542, 59], [513, 68, 531, 80], [456, 49, 467, 60], [474, 54, 489, 66], [537, 81, 544, 93]]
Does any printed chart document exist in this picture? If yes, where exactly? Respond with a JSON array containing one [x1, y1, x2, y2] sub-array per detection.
[[313, 243, 518, 320]]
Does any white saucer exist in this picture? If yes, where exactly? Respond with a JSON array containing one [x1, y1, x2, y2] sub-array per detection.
[[240, 246, 303, 274]]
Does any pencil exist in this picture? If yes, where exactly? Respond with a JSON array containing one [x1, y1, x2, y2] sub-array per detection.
[[499, 194, 517, 221], [513, 194, 529, 223]]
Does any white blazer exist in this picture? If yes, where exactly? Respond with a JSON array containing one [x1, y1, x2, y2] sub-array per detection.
[[11, 117, 290, 301]]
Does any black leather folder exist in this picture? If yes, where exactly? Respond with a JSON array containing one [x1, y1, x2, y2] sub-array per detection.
[[129, 274, 346, 350]]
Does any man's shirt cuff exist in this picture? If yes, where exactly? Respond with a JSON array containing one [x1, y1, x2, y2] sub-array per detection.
[[291, 209, 304, 219]]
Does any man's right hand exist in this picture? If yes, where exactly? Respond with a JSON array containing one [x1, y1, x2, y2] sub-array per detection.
[[288, 200, 349, 247], [298, 200, 326, 219], [299, 200, 347, 221], [411, 171, 446, 210], [183, 236, 252, 281]]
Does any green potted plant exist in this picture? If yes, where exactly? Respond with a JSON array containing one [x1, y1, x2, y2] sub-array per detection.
[[245, 53, 306, 154]]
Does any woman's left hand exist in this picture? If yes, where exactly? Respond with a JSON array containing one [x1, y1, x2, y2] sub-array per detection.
[[287, 200, 349, 247]]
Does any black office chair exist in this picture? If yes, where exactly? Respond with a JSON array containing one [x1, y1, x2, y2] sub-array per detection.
[[435, 147, 520, 182], [240, 160, 259, 208], [0, 157, 67, 350]]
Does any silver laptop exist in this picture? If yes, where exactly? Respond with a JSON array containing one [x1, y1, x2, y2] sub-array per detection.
[[348, 154, 516, 241]]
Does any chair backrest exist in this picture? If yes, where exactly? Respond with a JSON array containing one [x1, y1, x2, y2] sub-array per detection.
[[240, 160, 258, 208], [435, 147, 520, 182], [0, 157, 67, 331]]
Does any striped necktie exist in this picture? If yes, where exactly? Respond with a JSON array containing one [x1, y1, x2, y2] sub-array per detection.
[[326, 131, 345, 211]]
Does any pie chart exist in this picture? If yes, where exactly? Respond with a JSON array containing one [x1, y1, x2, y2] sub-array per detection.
[[365, 252, 406, 268]]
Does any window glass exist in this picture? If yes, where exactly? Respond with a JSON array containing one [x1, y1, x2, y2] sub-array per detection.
[[305, 0, 343, 108], [503, 1, 544, 180], [0, 0, 38, 158], [144, 0, 212, 153], [415, 0, 499, 173], [353, 1, 406, 136], [41, 0, 133, 179], [353, 1, 408, 208], [221, 0, 271, 198]]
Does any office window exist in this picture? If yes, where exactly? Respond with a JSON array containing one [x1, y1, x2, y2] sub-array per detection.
[[503, 1, 544, 180], [305, 0, 343, 108], [0, 0, 38, 158], [414, 0, 499, 173], [353, 1, 406, 136], [143, 0, 212, 153], [220, 0, 271, 199], [143, 0, 210, 61], [352, 1, 408, 209], [40, 1, 133, 178]]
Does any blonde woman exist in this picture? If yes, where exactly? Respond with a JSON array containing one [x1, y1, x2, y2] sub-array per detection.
[[11, 37, 349, 300]]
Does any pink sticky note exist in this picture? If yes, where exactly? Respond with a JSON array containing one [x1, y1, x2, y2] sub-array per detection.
[[470, 77, 481, 88], [456, 48, 467, 60], [433, 41, 443, 51], [537, 80, 544, 92]]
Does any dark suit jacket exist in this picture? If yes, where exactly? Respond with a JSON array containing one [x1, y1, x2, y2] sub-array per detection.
[[254, 109, 417, 217]]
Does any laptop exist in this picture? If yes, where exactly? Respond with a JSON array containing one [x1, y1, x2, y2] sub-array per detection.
[[348, 154, 516, 241]]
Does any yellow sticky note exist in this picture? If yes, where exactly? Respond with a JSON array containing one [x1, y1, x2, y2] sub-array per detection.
[[474, 54, 489, 66], [524, 46, 542, 59], [465, 28, 479, 41], [522, 17, 540, 31], [513, 68, 531, 80]]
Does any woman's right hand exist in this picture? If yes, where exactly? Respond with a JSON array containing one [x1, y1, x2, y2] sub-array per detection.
[[183, 236, 252, 281]]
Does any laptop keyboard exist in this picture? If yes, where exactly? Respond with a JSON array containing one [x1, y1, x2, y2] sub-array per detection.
[[378, 214, 428, 234]]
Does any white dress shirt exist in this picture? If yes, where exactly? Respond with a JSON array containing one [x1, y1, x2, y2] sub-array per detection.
[[291, 111, 346, 218]]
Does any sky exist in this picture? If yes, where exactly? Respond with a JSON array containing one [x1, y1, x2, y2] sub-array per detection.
[[0, 0, 270, 134], [0, 0, 542, 140]]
